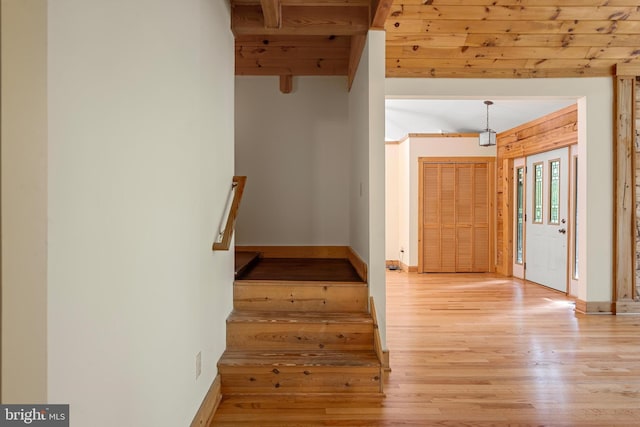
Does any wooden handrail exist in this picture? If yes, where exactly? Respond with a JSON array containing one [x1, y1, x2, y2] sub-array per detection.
[[212, 176, 246, 251]]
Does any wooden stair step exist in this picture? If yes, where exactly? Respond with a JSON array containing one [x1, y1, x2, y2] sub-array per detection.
[[228, 310, 373, 323], [218, 350, 382, 395], [219, 350, 381, 367], [234, 280, 368, 313], [226, 311, 374, 351]]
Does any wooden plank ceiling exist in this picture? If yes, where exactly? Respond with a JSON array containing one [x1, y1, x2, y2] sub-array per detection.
[[231, 0, 393, 90], [231, 0, 640, 83]]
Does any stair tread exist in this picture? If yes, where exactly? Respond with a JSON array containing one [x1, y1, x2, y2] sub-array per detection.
[[219, 350, 381, 367], [228, 310, 373, 324]]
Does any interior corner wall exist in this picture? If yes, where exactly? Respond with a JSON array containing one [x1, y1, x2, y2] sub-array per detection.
[[1, 0, 48, 403], [385, 144, 399, 260], [234, 76, 350, 246], [407, 136, 496, 267], [398, 139, 411, 266], [349, 30, 387, 347], [387, 78, 613, 303], [47, 2, 235, 426]]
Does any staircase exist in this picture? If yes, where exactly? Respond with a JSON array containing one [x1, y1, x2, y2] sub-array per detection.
[[218, 260, 383, 396]]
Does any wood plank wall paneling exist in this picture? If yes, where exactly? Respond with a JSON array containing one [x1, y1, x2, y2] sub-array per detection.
[[636, 77, 640, 299], [495, 104, 578, 275], [614, 74, 635, 303]]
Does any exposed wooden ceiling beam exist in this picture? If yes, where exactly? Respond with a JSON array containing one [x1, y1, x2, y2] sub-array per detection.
[[348, 34, 367, 90], [280, 75, 293, 93], [371, 0, 393, 28], [260, 0, 281, 29], [232, 5, 369, 36], [386, 45, 640, 60], [386, 67, 614, 78], [616, 63, 640, 76], [389, 5, 640, 21], [385, 19, 640, 35], [396, 0, 640, 6]]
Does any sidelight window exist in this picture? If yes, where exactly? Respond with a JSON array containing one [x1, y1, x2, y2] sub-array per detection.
[[515, 167, 524, 264]]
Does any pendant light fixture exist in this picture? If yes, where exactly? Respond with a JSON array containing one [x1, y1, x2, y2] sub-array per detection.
[[479, 100, 497, 147]]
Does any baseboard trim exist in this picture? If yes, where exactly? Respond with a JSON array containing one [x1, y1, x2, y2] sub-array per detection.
[[190, 374, 222, 427], [236, 245, 348, 259], [348, 247, 368, 282], [575, 300, 613, 315], [613, 300, 640, 314], [369, 296, 386, 393], [399, 261, 418, 273], [382, 350, 391, 372]]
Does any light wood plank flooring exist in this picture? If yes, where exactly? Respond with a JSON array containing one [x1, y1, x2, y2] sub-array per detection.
[[211, 271, 640, 426]]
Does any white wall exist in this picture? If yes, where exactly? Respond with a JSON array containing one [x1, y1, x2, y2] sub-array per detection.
[[349, 31, 387, 347], [398, 138, 411, 266], [46, 1, 235, 426], [385, 144, 399, 260], [1, 0, 48, 403], [387, 78, 613, 303], [235, 76, 350, 246]]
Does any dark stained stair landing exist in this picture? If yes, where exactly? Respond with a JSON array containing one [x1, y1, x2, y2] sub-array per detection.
[[235, 257, 363, 282]]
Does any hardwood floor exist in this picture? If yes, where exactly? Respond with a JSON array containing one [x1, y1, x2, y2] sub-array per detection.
[[211, 271, 640, 426]]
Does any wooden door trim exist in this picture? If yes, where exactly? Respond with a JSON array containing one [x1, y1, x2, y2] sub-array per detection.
[[418, 157, 496, 273]]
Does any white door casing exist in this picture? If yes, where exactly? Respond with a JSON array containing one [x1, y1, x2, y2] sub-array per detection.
[[513, 158, 525, 279]]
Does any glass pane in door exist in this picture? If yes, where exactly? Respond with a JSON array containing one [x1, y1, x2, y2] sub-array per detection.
[[533, 162, 543, 223], [549, 159, 560, 225]]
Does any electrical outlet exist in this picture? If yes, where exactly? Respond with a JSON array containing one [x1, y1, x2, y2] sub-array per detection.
[[196, 351, 202, 380]]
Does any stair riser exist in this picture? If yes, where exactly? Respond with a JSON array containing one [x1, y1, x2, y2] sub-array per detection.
[[219, 366, 382, 394], [234, 283, 368, 313], [226, 323, 374, 351]]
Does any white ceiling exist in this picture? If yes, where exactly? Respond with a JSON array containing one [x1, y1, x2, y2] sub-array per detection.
[[385, 98, 577, 142]]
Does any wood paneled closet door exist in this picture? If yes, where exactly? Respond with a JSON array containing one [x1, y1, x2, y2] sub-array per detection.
[[419, 158, 494, 273]]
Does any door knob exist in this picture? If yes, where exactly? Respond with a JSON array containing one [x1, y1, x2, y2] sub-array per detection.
[[558, 228, 567, 234]]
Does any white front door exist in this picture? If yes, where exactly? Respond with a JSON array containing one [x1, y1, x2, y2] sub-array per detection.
[[525, 147, 569, 292]]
